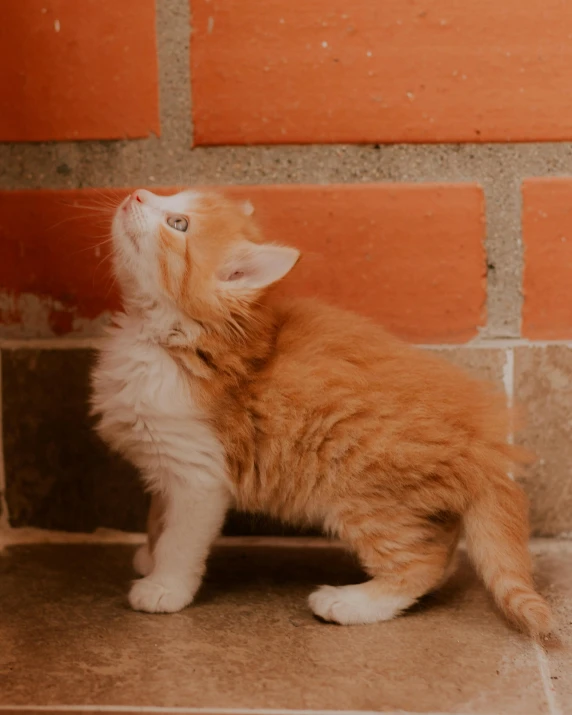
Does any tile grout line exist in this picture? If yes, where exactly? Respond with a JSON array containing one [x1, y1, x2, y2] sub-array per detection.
[[534, 642, 563, 715], [154, 0, 192, 152], [502, 346, 515, 440], [479, 173, 522, 340], [0, 350, 10, 530]]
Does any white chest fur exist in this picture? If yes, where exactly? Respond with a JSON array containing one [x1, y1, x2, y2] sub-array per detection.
[[91, 321, 228, 492]]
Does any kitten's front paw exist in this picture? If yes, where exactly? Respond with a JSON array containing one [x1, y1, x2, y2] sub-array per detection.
[[133, 544, 154, 577], [128, 577, 193, 614]]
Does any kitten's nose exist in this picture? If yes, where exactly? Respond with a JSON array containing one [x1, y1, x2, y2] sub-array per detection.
[[131, 189, 154, 204]]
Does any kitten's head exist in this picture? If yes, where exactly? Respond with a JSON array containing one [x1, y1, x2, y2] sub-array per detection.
[[112, 189, 299, 321]]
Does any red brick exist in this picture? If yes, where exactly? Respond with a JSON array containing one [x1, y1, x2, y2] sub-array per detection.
[[0, 189, 126, 335], [0, 1, 159, 141], [224, 184, 486, 342], [0, 184, 485, 342], [191, 0, 572, 145], [522, 179, 572, 339]]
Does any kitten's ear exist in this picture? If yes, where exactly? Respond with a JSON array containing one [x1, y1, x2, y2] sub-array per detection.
[[219, 242, 300, 290]]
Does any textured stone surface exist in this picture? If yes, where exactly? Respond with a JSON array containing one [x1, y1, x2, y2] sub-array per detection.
[[534, 542, 572, 713], [515, 345, 572, 536], [2, 349, 146, 532], [0, 540, 562, 713], [431, 345, 508, 388]]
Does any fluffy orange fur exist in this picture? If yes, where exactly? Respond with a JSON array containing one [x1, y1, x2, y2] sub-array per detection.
[[133, 192, 551, 637]]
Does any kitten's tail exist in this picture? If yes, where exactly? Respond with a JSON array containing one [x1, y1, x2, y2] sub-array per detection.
[[463, 460, 553, 639]]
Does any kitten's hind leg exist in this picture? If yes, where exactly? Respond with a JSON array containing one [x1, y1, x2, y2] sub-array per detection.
[[309, 511, 461, 625]]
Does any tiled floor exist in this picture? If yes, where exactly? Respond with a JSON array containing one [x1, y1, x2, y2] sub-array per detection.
[[0, 536, 570, 715]]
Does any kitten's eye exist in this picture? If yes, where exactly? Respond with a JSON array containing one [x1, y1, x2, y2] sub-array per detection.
[[167, 215, 189, 232]]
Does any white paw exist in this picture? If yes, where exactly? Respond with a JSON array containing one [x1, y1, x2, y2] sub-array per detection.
[[128, 577, 193, 614], [133, 544, 154, 576], [308, 584, 413, 625]]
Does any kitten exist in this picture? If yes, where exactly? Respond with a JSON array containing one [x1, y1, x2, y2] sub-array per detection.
[[91, 188, 552, 637]]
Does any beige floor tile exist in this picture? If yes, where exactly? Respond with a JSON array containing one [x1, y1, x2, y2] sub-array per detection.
[[533, 540, 572, 715], [0, 541, 550, 713], [429, 346, 507, 388]]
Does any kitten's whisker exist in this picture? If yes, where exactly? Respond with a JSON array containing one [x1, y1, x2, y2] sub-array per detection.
[[86, 186, 127, 202], [47, 214, 113, 232], [103, 273, 118, 302], [58, 195, 120, 210], [69, 238, 114, 258]]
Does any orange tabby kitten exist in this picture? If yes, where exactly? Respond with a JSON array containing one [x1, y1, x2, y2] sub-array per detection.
[[91, 188, 552, 637]]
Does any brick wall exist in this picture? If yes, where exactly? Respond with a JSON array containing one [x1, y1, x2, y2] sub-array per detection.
[[1, 0, 572, 537]]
